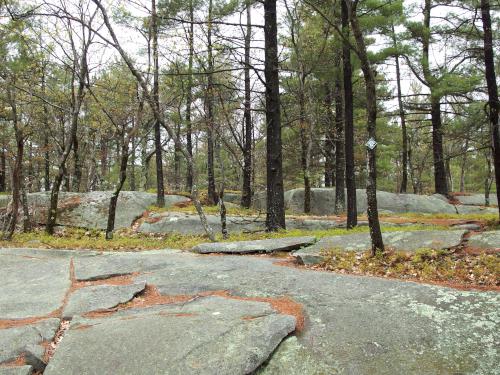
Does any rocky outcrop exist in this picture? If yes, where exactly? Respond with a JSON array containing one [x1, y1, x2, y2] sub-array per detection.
[[466, 231, 500, 250], [15, 191, 189, 230], [254, 188, 499, 216], [293, 230, 467, 265]]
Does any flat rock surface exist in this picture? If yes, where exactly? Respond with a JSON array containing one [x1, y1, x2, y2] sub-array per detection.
[[0, 318, 59, 365], [1, 247, 498, 374], [27, 191, 189, 230], [45, 296, 295, 375], [63, 282, 146, 318], [467, 231, 500, 250], [192, 236, 316, 254], [0, 251, 70, 319], [294, 230, 467, 265], [0, 366, 33, 375]]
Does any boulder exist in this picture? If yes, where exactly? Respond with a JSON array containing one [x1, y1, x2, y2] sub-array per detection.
[[256, 188, 459, 215], [192, 236, 316, 254], [44, 296, 296, 375], [27, 191, 189, 230], [455, 194, 498, 206], [63, 282, 146, 319], [294, 230, 467, 265], [467, 231, 500, 250]]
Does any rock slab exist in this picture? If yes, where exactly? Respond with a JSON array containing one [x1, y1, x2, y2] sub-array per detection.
[[0, 318, 60, 368], [28, 191, 189, 230], [192, 236, 316, 254], [63, 282, 146, 318], [294, 230, 466, 265], [467, 231, 500, 250], [0, 366, 33, 375], [44, 296, 296, 375]]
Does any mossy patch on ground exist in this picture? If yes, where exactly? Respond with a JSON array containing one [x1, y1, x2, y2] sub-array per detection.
[[317, 247, 499, 289]]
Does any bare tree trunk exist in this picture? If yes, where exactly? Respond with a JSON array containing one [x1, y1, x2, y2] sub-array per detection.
[[21, 185, 31, 232], [3, 85, 23, 240], [46, 42, 88, 235], [459, 139, 469, 192], [391, 25, 408, 193], [481, 0, 500, 220], [130, 132, 136, 191], [152, 0, 165, 207], [324, 84, 335, 188], [299, 75, 311, 213], [73, 136, 82, 192], [41, 67, 51, 191], [422, 0, 448, 196], [264, 0, 286, 231], [350, 2, 384, 255], [106, 139, 129, 239], [485, 155, 492, 206], [206, 0, 217, 205], [241, 0, 253, 209], [342, 0, 357, 228], [0, 146, 5, 192], [185, 0, 194, 192], [94, 0, 215, 241], [334, 76, 345, 213]]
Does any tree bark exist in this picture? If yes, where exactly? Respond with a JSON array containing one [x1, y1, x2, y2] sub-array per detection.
[[185, 0, 194, 192], [264, 0, 286, 231], [324, 84, 335, 188], [3, 85, 23, 240], [392, 25, 408, 193], [349, 2, 384, 255], [152, 0, 165, 207], [299, 75, 311, 213], [41, 68, 51, 191], [46, 43, 88, 235], [0, 146, 5, 192], [481, 0, 500, 221], [423, 0, 448, 196], [334, 76, 345, 214], [241, 0, 253, 209], [106, 138, 129, 239], [72, 136, 82, 192], [206, 0, 217, 205], [342, 0, 357, 228]]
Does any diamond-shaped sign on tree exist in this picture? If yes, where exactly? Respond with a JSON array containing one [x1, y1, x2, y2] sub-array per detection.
[[365, 137, 377, 150]]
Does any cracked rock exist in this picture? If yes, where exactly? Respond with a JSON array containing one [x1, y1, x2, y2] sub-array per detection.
[[192, 236, 316, 254], [0, 318, 60, 368], [44, 296, 296, 375], [467, 231, 500, 250], [63, 282, 147, 319]]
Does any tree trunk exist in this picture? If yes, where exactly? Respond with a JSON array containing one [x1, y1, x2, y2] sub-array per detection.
[[21, 184, 31, 233], [130, 132, 136, 191], [342, 0, 357, 228], [106, 139, 129, 239], [430, 97, 448, 195], [206, 0, 217, 205], [481, 0, 500, 221], [0, 146, 6, 192], [152, 0, 165, 207], [264, 0, 285, 231], [392, 25, 408, 193], [94, 0, 215, 241], [334, 76, 345, 214], [241, 0, 253, 209], [41, 69, 51, 191], [3, 86, 23, 240], [299, 75, 311, 214], [459, 138, 469, 192], [423, 0, 448, 196], [73, 136, 82, 192], [349, 2, 384, 255], [46, 45, 88, 235], [324, 84, 335, 188], [185, 0, 194, 192]]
